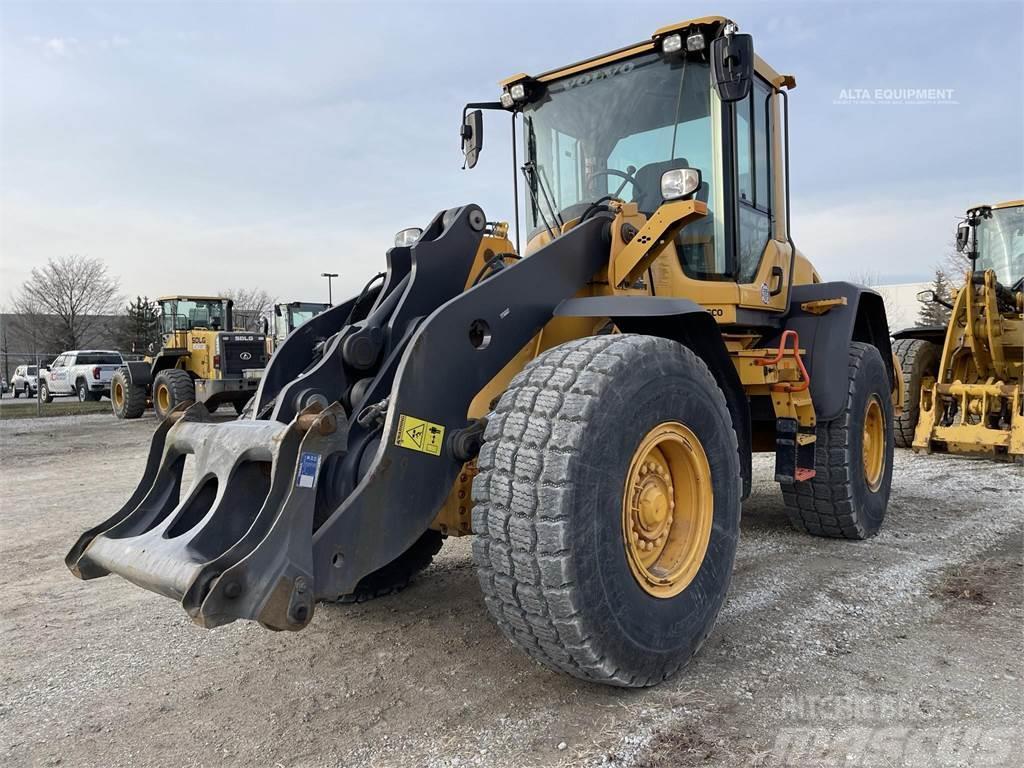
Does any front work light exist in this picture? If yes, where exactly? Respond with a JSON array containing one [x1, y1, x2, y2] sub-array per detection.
[[509, 83, 527, 102], [661, 33, 683, 54], [661, 168, 702, 200], [686, 32, 705, 52], [394, 227, 423, 247], [500, 91, 514, 109]]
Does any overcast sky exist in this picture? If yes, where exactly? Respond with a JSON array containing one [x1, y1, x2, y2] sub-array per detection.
[[1, 0, 1022, 305]]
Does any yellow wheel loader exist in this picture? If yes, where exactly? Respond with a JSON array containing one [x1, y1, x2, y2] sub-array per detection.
[[892, 201, 1023, 460], [110, 296, 269, 419], [68, 17, 900, 686]]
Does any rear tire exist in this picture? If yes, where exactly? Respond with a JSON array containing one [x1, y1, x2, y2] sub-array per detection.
[[110, 369, 147, 419], [152, 369, 195, 419], [472, 335, 741, 687], [781, 342, 893, 539], [77, 380, 100, 402], [892, 338, 939, 448], [333, 530, 444, 603]]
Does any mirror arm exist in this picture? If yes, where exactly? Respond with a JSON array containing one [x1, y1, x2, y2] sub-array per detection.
[[460, 101, 505, 136]]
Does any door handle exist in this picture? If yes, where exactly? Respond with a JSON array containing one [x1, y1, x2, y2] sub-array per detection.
[[769, 266, 785, 297]]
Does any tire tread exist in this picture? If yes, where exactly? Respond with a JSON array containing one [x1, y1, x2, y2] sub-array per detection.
[[472, 335, 737, 687]]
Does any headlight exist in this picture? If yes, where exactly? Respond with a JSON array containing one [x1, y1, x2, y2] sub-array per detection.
[[662, 33, 683, 54], [510, 83, 527, 102], [394, 227, 423, 247], [661, 168, 702, 200]]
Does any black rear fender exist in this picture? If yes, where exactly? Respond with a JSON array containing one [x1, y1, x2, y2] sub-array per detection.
[[776, 282, 894, 422]]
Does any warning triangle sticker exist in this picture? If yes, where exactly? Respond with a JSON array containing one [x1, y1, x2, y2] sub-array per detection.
[[395, 414, 445, 457], [406, 424, 425, 448]]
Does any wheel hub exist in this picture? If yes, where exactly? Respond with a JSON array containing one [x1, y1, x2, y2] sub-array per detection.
[[156, 384, 171, 413], [862, 396, 885, 491], [622, 422, 713, 598]]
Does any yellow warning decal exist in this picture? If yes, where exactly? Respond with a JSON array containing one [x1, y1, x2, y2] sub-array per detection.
[[394, 414, 445, 456]]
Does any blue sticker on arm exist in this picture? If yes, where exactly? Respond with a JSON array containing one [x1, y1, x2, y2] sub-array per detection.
[[296, 452, 321, 488]]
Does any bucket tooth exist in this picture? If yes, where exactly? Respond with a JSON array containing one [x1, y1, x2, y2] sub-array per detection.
[[66, 404, 348, 630]]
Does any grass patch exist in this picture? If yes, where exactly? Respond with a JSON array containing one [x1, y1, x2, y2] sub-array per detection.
[[0, 399, 112, 419]]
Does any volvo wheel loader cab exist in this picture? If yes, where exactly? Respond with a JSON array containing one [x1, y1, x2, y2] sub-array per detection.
[[892, 201, 1023, 459], [271, 301, 332, 348], [69, 17, 897, 687], [110, 295, 269, 420]]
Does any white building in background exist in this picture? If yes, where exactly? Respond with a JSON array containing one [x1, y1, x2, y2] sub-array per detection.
[[875, 282, 931, 332]]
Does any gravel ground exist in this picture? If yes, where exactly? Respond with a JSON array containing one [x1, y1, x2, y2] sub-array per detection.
[[1, 413, 1021, 767]]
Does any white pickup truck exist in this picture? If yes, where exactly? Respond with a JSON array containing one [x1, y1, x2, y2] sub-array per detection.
[[39, 350, 125, 402]]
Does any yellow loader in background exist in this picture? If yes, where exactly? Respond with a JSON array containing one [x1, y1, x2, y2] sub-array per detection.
[[111, 295, 269, 419], [892, 201, 1023, 460]]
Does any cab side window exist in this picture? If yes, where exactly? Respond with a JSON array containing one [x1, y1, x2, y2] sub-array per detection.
[[736, 79, 773, 283]]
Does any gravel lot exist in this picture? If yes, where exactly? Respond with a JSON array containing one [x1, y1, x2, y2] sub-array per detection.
[[1, 413, 1021, 767]]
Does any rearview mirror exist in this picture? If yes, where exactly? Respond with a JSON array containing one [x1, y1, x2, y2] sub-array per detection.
[[955, 222, 971, 253], [711, 33, 754, 103], [916, 289, 935, 303], [461, 109, 483, 169]]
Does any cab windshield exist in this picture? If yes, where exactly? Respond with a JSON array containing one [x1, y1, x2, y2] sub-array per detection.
[[975, 206, 1024, 287], [522, 50, 723, 268], [161, 299, 227, 332], [289, 308, 317, 327]]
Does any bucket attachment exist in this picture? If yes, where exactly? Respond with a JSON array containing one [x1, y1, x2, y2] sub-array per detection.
[[66, 402, 347, 630], [67, 203, 614, 631]]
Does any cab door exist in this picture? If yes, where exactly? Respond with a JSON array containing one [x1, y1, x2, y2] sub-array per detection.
[[733, 76, 792, 312]]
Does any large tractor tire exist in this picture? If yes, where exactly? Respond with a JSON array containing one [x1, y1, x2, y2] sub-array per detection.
[[891, 338, 940, 448], [334, 530, 445, 603], [111, 369, 147, 419], [781, 342, 894, 539], [472, 335, 741, 687], [152, 369, 196, 419]]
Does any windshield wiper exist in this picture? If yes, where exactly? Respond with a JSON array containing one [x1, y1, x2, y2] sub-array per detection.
[[522, 117, 564, 237], [535, 162, 564, 229], [522, 162, 558, 241]]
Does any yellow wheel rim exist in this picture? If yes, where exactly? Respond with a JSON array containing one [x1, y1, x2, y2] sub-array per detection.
[[112, 381, 124, 410], [156, 383, 171, 414], [862, 396, 885, 491], [622, 422, 713, 599]]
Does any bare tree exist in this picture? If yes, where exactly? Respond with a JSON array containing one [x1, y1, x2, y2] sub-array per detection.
[[219, 288, 276, 331], [940, 237, 971, 287], [12, 255, 122, 351]]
